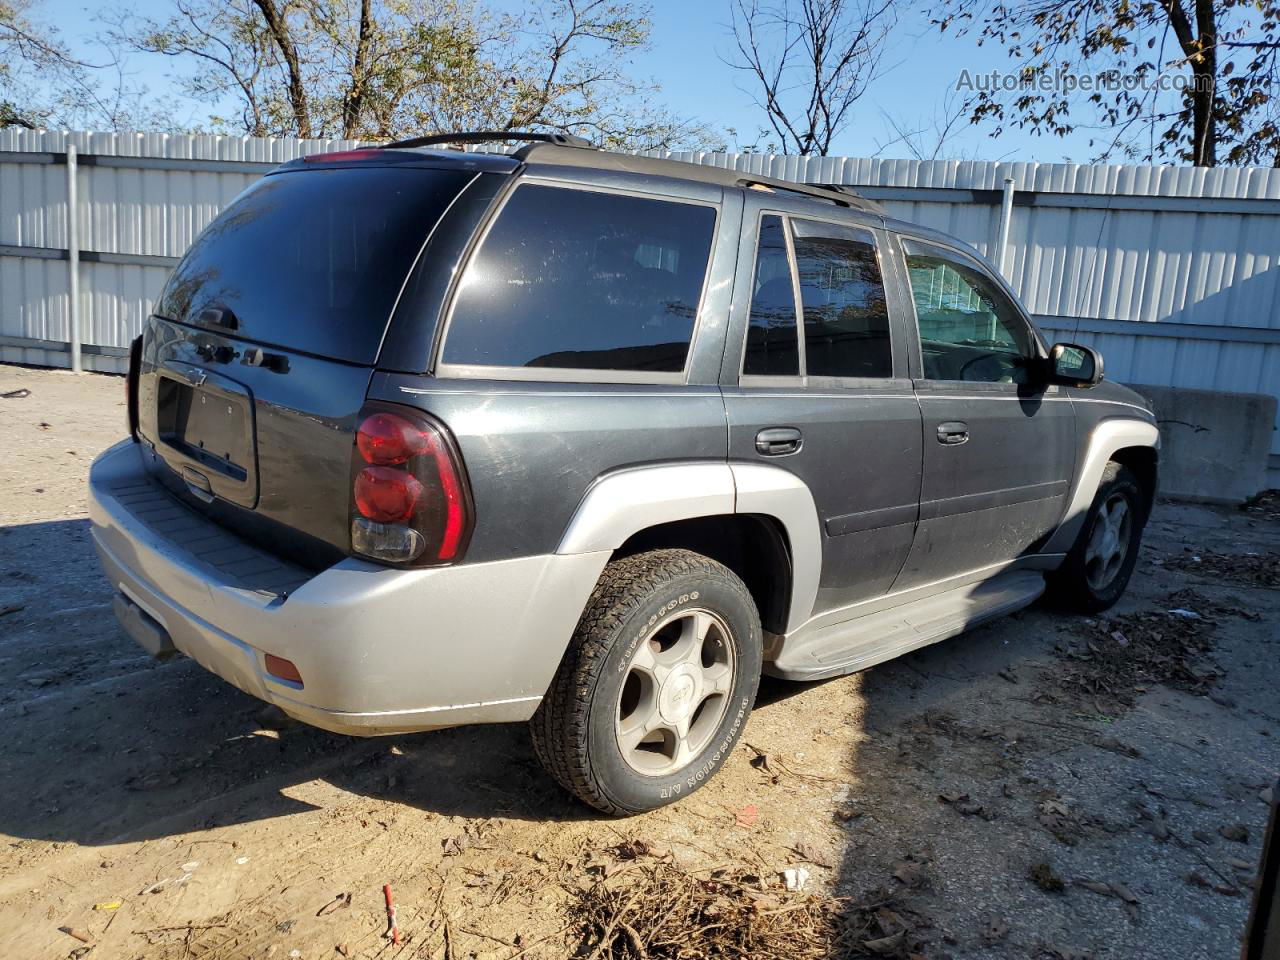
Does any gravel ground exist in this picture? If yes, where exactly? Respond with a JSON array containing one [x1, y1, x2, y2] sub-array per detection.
[[0, 364, 1276, 960]]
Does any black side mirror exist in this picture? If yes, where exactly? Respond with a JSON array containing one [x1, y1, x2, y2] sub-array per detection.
[[1048, 342, 1104, 387]]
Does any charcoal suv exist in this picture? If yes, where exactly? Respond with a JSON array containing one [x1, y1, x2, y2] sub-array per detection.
[[90, 132, 1158, 814]]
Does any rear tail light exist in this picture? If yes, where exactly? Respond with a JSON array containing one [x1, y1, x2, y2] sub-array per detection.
[[349, 403, 473, 565], [354, 467, 423, 523], [356, 412, 430, 465], [126, 334, 142, 439]]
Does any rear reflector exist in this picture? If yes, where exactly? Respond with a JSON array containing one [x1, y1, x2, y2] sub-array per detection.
[[264, 654, 303, 686], [431, 436, 465, 559]]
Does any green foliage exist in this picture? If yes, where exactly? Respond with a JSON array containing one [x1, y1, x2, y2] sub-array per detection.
[[934, 0, 1280, 167], [109, 0, 719, 148], [1, 0, 179, 130]]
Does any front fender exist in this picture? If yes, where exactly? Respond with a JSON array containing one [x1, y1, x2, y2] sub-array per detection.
[[1044, 417, 1160, 554]]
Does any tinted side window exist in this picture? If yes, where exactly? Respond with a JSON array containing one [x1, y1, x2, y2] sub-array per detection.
[[442, 185, 715, 373], [791, 222, 892, 379], [903, 243, 1033, 383], [743, 215, 799, 376]]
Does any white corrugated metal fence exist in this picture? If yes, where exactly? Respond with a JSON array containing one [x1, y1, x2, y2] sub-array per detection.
[[0, 129, 360, 371], [3, 129, 1278, 471]]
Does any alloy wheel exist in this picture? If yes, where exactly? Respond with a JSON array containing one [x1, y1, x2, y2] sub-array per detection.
[[614, 607, 736, 777], [1084, 493, 1133, 590]]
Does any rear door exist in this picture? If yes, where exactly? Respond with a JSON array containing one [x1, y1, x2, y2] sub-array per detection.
[[135, 160, 488, 566], [722, 200, 923, 619], [887, 235, 1075, 591]]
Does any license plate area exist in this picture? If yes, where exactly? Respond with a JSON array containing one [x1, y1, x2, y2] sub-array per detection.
[[155, 365, 258, 507]]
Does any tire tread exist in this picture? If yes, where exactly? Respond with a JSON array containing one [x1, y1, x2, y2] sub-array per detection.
[[1047, 461, 1144, 613], [530, 548, 756, 815]]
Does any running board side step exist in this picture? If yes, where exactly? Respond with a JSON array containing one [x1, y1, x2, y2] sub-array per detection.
[[766, 570, 1046, 681]]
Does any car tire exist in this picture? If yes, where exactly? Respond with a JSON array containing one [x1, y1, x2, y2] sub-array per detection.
[[529, 548, 762, 815], [1048, 461, 1147, 613]]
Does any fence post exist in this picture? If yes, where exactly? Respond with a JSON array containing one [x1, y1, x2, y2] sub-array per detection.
[[66, 143, 82, 373], [996, 176, 1015, 281]]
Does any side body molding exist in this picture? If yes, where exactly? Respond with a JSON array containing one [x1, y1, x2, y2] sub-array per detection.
[[730, 463, 821, 634], [1043, 417, 1160, 555], [556, 463, 736, 555], [555, 461, 822, 636]]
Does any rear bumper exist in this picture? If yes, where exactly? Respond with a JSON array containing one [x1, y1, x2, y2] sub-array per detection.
[[89, 440, 609, 735]]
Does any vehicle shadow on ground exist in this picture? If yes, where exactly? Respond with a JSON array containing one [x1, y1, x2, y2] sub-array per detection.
[[0, 566, 1009, 856], [817, 510, 1272, 959], [1, 664, 599, 848], [0, 517, 1051, 852], [0, 519, 606, 849], [815, 600, 1088, 959]]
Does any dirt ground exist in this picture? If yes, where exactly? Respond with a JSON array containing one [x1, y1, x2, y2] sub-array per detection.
[[0, 364, 1276, 960]]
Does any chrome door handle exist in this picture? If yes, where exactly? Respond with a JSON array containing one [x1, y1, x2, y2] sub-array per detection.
[[936, 421, 969, 445], [756, 427, 803, 457]]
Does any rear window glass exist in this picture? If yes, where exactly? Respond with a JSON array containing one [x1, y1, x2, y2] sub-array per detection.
[[441, 184, 716, 374], [155, 167, 471, 363]]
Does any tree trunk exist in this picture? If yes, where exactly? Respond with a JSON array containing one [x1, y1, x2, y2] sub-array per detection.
[[1191, 0, 1217, 166], [253, 0, 312, 138], [1163, 0, 1217, 165], [342, 0, 373, 139], [1189, 62, 1216, 166]]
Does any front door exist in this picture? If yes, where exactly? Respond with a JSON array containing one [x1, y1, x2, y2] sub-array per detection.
[[888, 236, 1076, 592], [721, 205, 923, 621]]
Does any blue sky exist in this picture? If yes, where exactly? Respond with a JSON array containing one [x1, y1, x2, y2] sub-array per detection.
[[39, 0, 1118, 162], [641, 1, 1052, 159]]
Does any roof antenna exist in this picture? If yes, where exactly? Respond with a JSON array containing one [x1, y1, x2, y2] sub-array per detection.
[[1072, 187, 1117, 344]]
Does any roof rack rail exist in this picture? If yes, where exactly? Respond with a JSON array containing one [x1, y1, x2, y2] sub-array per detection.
[[809, 183, 861, 197], [739, 177, 884, 214], [380, 131, 594, 151]]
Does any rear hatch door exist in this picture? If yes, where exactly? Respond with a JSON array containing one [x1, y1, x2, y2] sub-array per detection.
[[135, 159, 483, 566]]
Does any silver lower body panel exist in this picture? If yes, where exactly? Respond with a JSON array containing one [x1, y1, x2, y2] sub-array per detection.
[[89, 440, 610, 735]]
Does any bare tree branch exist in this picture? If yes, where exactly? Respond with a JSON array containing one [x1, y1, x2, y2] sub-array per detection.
[[106, 0, 718, 148], [874, 87, 974, 160], [725, 0, 896, 154], [2, 0, 174, 130], [251, 0, 312, 136]]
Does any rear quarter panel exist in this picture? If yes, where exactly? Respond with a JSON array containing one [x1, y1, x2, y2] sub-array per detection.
[[367, 375, 730, 562], [367, 169, 745, 565]]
